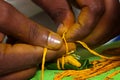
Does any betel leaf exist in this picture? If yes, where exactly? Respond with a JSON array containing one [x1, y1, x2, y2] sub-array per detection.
[[45, 63, 58, 70], [78, 59, 93, 70]]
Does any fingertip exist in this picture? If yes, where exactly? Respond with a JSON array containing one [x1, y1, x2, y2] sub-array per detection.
[[47, 32, 63, 50], [57, 10, 75, 35], [67, 43, 76, 51], [0, 33, 4, 42], [57, 24, 68, 36], [65, 23, 81, 42]]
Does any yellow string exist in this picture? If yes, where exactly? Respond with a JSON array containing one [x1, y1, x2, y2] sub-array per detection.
[[41, 48, 47, 80], [57, 32, 70, 69], [40, 33, 119, 80], [76, 41, 110, 59], [104, 70, 120, 80], [62, 32, 69, 53], [61, 55, 65, 69], [55, 40, 120, 80], [57, 58, 61, 70]]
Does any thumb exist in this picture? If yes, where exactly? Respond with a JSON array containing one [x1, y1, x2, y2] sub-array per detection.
[[0, 32, 4, 42], [0, 1, 63, 50]]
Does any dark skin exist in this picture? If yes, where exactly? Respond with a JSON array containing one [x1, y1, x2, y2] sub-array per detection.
[[33, 0, 120, 47], [0, 0, 120, 80], [0, 0, 65, 79], [0, 43, 76, 80]]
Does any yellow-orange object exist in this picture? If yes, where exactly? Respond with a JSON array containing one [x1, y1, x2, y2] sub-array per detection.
[[104, 70, 120, 80], [41, 48, 47, 80], [40, 33, 120, 80], [54, 41, 120, 80], [57, 33, 81, 69]]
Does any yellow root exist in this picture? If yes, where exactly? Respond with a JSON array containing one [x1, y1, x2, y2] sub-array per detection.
[[57, 55, 81, 69], [66, 55, 81, 67]]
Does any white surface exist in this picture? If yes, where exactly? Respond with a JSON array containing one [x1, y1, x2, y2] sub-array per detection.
[[5, 0, 43, 17]]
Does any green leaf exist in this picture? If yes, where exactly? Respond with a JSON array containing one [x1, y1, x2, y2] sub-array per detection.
[[45, 63, 58, 70], [79, 59, 93, 70]]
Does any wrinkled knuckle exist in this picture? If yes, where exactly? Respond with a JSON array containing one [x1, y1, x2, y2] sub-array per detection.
[[28, 24, 39, 42], [50, 8, 68, 23], [89, 3, 105, 16]]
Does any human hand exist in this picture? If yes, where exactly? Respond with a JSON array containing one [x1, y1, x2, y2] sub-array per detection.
[[0, 1, 76, 79], [33, 0, 120, 47], [0, 43, 75, 80], [102, 47, 120, 56], [0, 0, 63, 50]]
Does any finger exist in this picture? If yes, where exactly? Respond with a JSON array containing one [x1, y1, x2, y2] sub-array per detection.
[[82, 0, 120, 47], [0, 67, 37, 80], [0, 32, 5, 43], [32, 0, 75, 35], [102, 47, 120, 56], [45, 42, 76, 61], [0, 1, 62, 50], [66, 0, 105, 41], [0, 43, 76, 75]]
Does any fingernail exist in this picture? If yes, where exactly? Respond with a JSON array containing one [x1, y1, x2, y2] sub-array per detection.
[[47, 32, 63, 50]]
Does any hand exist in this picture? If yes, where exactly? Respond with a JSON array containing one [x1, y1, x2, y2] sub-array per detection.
[[0, 0, 63, 50], [102, 47, 120, 56], [33, 0, 120, 47], [0, 1, 76, 79], [0, 43, 75, 80], [65, 0, 120, 47]]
